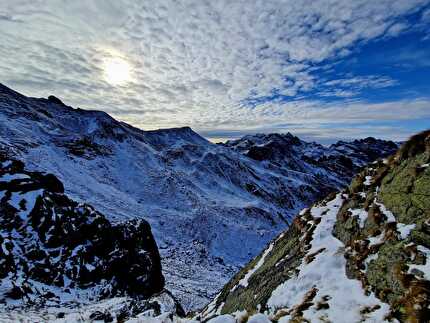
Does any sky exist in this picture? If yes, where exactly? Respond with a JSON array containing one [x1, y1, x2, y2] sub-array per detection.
[[0, 0, 430, 143]]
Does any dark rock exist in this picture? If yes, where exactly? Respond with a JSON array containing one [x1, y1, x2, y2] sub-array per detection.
[[40, 173, 64, 193], [0, 156, 165, 306], [89, 310, 113, 322], [47, 95, 65, 106], [5, 286, 24, 300]]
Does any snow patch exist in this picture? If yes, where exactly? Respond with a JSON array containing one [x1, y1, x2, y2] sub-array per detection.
[[232, 242, 274, 291], [375, 201, 396, 223], [247, 313, 271, 323], [350, 208, 368, 228], [207, 314, 236, 323], [408, 246, 430, 280], [364, 176, 372, 186], [267, 194, 391, 322], [397, 223, 415, 240], [9, 189, 44, 221]]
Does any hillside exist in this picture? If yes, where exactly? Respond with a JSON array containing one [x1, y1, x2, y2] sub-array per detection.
[[0, 83, 398, 309], [197, 130, 430, 322]]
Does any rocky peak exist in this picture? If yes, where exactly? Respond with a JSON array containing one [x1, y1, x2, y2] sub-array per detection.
[[47, 95, 66, 106], [142, 126, 210, 150]]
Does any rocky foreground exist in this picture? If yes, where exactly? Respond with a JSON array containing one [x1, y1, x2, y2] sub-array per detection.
[[0, 152, 180, 321]]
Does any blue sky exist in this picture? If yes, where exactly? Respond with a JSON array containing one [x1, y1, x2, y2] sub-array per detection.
[[1, 0, 429, 142]]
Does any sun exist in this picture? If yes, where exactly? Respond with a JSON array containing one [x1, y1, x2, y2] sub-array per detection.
[[103, 56, 132, 86]]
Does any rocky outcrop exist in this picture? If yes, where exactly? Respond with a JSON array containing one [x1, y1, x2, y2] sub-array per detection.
[[0, 152, 164, 307], [199, 130, 430, 322]]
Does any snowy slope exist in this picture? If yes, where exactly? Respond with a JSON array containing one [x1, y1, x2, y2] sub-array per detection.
[[200, 194, 392, 322], [0, 83, 397, 310], [195, 130, 430, 322]]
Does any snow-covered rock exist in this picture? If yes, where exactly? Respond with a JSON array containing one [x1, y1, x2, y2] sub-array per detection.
[[0, 154, 164, 310], [0, 291, 186, 323]]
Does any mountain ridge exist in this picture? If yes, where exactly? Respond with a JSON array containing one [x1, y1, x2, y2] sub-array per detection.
[[4, 129, 427, 322], [0, 83, 399, 310]]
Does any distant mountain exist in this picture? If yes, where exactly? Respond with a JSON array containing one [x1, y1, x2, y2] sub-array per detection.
[[0, 83, 398, 309], [0, 153, 164, 309], [223, 133, 398, 183], [198, 130, 430, 323]]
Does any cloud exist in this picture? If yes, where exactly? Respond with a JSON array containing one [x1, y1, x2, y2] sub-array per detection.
[[323, 76, 397, 89], [422, 8, 430, 22], [0, 0, 429, 141], [200, 98, 430, 142]]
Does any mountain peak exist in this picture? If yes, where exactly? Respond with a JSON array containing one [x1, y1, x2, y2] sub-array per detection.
[[142, 126, 210, 149], [47, 95, 66, 106]]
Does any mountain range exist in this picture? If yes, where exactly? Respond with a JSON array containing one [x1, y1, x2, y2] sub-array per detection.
[[0, 83, 408, 321]]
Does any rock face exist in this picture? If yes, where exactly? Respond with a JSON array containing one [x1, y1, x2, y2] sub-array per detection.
[[199, 130, 430, 323], [0, 153, 164, 307]]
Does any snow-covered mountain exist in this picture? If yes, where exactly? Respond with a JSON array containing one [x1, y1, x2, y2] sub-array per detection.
[[4, 128, 427, 323], [223, 133, 398, 182], [0, 83, 398, 310]]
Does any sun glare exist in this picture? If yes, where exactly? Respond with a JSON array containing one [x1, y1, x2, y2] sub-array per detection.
[[103, 56, 131, 86]]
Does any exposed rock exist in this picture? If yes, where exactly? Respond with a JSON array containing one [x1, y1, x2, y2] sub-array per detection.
[[0, 153, 164, 307], [47, 95, 65, 106], [223, 133, 398, 186], [89, 310, 114, 322]]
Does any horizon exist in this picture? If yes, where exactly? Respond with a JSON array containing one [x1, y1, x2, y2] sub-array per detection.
[[1, 1, 430, 142], [0, 81, 411, 145]]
